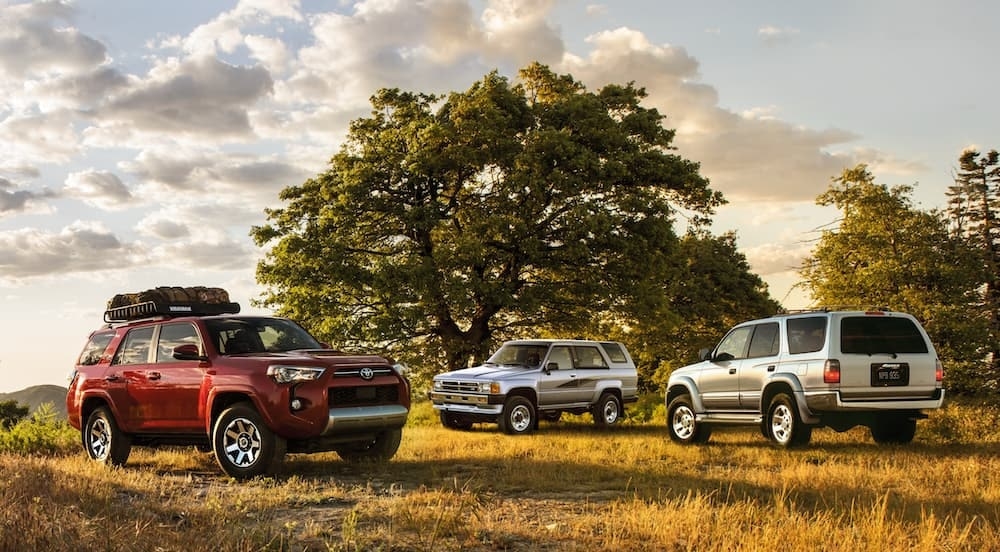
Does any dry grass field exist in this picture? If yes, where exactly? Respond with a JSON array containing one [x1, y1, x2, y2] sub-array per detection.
[[2, 399, 999, 551]]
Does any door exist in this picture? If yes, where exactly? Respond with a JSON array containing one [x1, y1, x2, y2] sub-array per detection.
[[699, 326, 751, 410], [738, 322, 781, 410], [570, 344, 609, 403], [537, 345, 578, 407]]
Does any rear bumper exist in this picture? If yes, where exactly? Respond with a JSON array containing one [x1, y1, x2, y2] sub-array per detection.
[[321, 404, 409, 436], [804, 388, 944, 412]]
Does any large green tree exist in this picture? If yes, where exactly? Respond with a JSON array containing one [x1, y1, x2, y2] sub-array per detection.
[[946, 149, 1000, 382], [253, 64, 759, 382], [801, 165, 988, 392]]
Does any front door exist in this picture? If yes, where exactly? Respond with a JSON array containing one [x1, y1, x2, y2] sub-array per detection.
[[537, 345, 578, 407]]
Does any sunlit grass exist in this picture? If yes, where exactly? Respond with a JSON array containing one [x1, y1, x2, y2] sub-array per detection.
[[1, 397, 998, 550]]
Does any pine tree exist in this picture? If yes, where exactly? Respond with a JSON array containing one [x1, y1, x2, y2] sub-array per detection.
[[946, 149, 1000, 380]]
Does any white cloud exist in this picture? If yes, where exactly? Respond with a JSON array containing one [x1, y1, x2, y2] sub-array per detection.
[[0, 177, 56, 215], [63, 170, 135, 211], [0, 222, 141, 280], [758, 25, 800, 45], [0, 1, 107, 79]]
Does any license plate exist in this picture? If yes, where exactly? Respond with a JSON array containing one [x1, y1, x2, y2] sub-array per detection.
[[871, 363, 909, 386]]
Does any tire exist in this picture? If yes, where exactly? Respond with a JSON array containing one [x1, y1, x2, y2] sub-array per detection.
[[440, 411, 473, 430], [592, 392, 622, 427], [766, 393, 812, 448], [667, 394, 710, 444], [337, 428, 403, 463], [212, 403, 285, 479], [498, 396, 535, 435], [83, 406, 132, 466], [870, 415, 917, 444]]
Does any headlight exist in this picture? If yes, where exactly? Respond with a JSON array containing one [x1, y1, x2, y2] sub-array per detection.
[[267, 365, 325, 384], [433, 379, 443, 390], [478, 382, 500, 394]]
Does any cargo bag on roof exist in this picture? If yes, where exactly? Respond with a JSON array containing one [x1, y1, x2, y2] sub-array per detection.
[[105, 286, 238, 322]]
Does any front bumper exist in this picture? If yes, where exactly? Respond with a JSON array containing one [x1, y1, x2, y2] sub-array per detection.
[[427, 390, 503, 415], [321, 404, 409, 436]]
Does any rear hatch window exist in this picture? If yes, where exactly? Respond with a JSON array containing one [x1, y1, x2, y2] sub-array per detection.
[[840, 316, 928, 354]]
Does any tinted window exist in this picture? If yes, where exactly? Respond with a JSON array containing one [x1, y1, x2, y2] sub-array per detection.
[[715, 326, 753, 360], [156, 323, 202, 363], [747, 323, 780, 358], [788, 317, 827, 354], [841, 316, 928, 354], [487, 343, 550, 367], [206, 318, 322, 355], [77, 332, 115, 366], [112, 326, 154, 365], [600, 342, 628, 363], [573, 346, 609, 369]]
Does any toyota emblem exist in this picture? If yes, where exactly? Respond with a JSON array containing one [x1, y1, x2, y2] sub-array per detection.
[[359, 367, 375, 380]]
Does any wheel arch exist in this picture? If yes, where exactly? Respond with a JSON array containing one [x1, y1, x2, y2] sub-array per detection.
[[761, 377, 818, 425], [666, 378, 704, 412]]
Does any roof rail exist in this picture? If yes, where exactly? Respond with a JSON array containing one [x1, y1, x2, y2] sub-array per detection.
[[774, 306, 893, 316], [104, 301, 241, 323]]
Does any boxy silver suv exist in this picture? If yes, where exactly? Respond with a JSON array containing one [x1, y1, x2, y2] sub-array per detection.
[[429, 339, 639, 434], [665, 310, 944, 447]]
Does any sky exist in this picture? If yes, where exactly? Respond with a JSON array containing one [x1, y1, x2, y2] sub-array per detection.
[[1, 0, 997, 393]]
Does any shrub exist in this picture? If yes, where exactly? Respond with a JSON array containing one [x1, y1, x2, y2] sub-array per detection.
[[0, 403, 79, 456]]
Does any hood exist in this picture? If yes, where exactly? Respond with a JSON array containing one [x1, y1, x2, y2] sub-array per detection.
[[435, 364, 537, 380], [228, 350, 388, 365]]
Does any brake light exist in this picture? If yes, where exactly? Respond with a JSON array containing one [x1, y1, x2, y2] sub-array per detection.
[[823, 359, 841, 384], [935, 359, 944, 383]]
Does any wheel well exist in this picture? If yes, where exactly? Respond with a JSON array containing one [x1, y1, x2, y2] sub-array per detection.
[[505, 388, 537, 405], [210, 392, 255, 422], [666, 384, 691, 405], [80, 397, 108, 423], [761, 382, 794, 411]]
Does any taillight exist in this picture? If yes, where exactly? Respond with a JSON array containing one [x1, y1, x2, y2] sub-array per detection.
[[935, 359, 944, 383], [823, 359, 841, 384]]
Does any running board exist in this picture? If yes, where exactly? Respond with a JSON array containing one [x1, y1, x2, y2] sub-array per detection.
[[696, 412, 762, 425]]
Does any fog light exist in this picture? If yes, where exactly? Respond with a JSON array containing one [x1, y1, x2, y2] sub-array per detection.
[[290, 399, 303, 411]]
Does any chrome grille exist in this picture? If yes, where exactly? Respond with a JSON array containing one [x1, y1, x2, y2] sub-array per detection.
[[438, 381, 480, 393]]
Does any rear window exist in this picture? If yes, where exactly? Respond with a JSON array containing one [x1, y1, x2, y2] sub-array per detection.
[[77, 331, 115, 366], [840, 316, 928, 354], [600, 342, 628, 363]]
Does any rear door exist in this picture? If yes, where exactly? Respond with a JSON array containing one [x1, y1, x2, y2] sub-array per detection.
[[836, 314, 939, 399]]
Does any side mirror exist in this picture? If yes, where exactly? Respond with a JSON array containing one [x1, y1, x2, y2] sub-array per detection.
[[544, 362, 559, 374], [173, 344, 206, 361], [698, 348, 712, 361]]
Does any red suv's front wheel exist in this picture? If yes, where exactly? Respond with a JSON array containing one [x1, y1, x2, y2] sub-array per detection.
[[212, 403, 286, 479]]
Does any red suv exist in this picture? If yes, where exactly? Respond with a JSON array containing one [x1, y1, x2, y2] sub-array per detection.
[[66, 287, 410, 479]]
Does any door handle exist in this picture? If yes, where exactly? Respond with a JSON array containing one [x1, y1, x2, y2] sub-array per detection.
[[728, 368, 737, 374], [105, 374, 121, 382], [767, 365, 776, 372], [148, 371, 162, 381]]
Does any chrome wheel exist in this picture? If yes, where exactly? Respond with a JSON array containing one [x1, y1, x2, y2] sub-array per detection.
[[222, 417, 262, 468], [88, 417, 111, 460], [671, 404, 696, 440], [770, 403, 794, 445], [509, 404, 532, 433], [594, 392, 622, 426]]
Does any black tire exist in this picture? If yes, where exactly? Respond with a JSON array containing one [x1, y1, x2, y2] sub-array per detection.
[[440, 411, 473, 430], [83, 406, 132, 466], [870, 415, 917, 444], [592, 392, 623, 427], [498, 396, 535, 435], [212, 402, 285, 479], [337, 428, 403, 463], [667, 394, 710, 444], [766, 393, 812, 448]]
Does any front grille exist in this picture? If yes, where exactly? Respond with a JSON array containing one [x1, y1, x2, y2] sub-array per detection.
[[333, 367, 394, 379], [329, 385, 400, 406], [438, 380, 480, 393]]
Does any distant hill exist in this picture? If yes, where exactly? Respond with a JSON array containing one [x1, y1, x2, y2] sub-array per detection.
[[0, 385, 68, 419]]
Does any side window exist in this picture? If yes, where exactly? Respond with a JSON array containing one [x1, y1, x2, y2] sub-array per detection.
[[715, 326, 753, 360], [573, 346, 609, 369], [747, 323, 780, 358], [547, 346, 573, 370], [156, 323, 202, 363], [787, 317, 828, 354], [600, 342, 628, 363], [77, 332, 115, 366], [112, 326, 155, 365]]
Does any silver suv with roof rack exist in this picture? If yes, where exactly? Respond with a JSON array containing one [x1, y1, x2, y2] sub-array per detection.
[[665, 309, 945, 447], [429, 339, 639, 434]]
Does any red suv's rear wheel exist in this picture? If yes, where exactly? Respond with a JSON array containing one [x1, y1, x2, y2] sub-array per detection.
[[83, 406, 131, 466]]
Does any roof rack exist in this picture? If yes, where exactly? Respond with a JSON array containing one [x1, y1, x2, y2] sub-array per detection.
[[774, 306, 893, 316], [104, 301, 241, 323]]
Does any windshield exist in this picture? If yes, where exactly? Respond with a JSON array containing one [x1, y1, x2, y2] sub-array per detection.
[[205, 317, 323, 355], [486, 344, 549, 367]]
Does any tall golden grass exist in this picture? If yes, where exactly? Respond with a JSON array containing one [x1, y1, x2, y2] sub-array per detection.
[[1, 399, 998, 551]]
